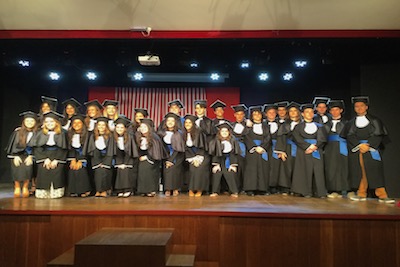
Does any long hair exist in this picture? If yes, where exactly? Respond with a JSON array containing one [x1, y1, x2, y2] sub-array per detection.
[[93, 123, 111, 141], [103, 107, 119, 121], [183, 124, 198, 142], [113, 128, 128, 143], [84, 106, 102, 128], [68, 121, 88, 145], [161, 118, 179, 132], [42, 120, 62, 135], [62, 104, 77, 126], [18, 120, 37, 147], [136, 125, 154, 149], [217, 128, 231, 141]]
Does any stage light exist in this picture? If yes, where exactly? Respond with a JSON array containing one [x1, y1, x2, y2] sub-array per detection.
[[283, 72, 293, 81], [258, 72, 269, 81], [190, 62, 198, 68], [86, 72, 97, 80], [133, 73, 144, 81], [49, 72, 60, 80], [210, 73, 220, 81], [240, 62, 250, 69], [18, 60, 30, 67], [294, 60, 308, 68]]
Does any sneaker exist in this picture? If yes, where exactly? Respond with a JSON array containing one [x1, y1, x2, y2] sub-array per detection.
[[327, 192, 339, 199], [350, 196, 367, 201], [117, 193, 124, 198], [210, 193, 218, 197], [231, 193, 239, 198], [378, 198, 395, 204], [123, 192, 131, 198]]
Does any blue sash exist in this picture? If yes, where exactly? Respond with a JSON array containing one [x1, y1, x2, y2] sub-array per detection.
[[272, 139, 278, 159], [45, 146, 58, 151], [235, 137, 246, 158], [75, 147, 87, 167], [253, 139, 268, 161], [328, 134, 348, 156], [360, 140, 381, 161], [304, 139, 320, 159], [224, 153, 231, 168], [190, 146, 198, 154], [25, 146, 32, 155], [287, 138, 297, 158]]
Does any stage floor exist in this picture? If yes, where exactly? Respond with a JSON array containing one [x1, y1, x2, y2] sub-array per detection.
[[1, 183, 399, 219]]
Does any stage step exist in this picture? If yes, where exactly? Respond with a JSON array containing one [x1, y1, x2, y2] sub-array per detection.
[[46, 248, 74, 267], [166, 244, 197, 267], [194, 261, 219, 267]]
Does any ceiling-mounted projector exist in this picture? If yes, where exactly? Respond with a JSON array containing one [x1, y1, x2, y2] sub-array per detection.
[[138, 55, 161, 66]]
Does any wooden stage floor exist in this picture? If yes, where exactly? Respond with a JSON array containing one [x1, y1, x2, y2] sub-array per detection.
[[1, 183, 399, 219]]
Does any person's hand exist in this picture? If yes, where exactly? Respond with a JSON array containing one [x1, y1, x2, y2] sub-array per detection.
[[13, 156, 22, 167], [255, 146, 265, 154], [228, 166, 237, 172], [50, 160, 58, 169], [278, 152, 287, 161], [139, 156, 147, 161], [359, 143, 370, 154], [24, 155, 33, 166], [165, 161, 174, 168], [212, 164, 221, 173]]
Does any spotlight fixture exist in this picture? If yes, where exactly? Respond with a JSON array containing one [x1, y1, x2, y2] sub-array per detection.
[[18, 60, 30, 67], [133, 73, 144, 81], [258, 73, 269, 81], [210, 73, 220, 81], [283, 72, 294, 81], [190, 62, 199, 68], [49, 72, 60, 81], [294, 60, 308, 68], [240, 62, 250, 69], [86, 72, 97, 80]]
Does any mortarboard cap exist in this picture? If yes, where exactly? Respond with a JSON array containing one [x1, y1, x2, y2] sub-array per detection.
[[248, 105, 263, 114], [210, 100, 226, 110], [231, 104, 248, 113], [140, 118, 155, 128], [287, 102, 301, 110], [62, 98, 81, 108], [164, 112, 181, 121], [19, 111, 38, 120], [194, 100, 207, 108], [328, 100, 345, 109], [95, 116, 110, 123], [102, 99, 119, 107], [134, 108, 149, 117], [70, 114, 86, 123], [184, 114, 198, 123], [263, 104, 278, 112], [115, 116, 131, 127], [168, 99, 184, 109], [275, 101, 290, 108], [300, 103, 315, 112], [41, 96, 58, 110], [216, 121, 233, 131], [312, 96, 331, 105], [84, 100, 103, 110], [351, 96, 369, 105], [42, 111, 64, 120]]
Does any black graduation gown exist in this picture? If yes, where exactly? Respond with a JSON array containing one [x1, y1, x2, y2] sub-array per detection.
[[211, 118, 229, 135], [86, 134, 116, 192], [184, 129, 210, 191], [196, 116, 213, 144], [231, 120, 249, 191], [6, 128, 36, 182], [159, 130, 186, 191], [67, 133, 92, 194], [114, 133, 139, 190], [275, 120, 299, 189], [266, 120, 281, 188], [291, 122, 328, 197], [313, 113, 331, 124], [243, 122, 272, 192], [135, 132, 168, 194], [208, 136, 240, 194], [345, 114, 388, 189], [323, 119, 349, 192], [33, 130, 68, 189]]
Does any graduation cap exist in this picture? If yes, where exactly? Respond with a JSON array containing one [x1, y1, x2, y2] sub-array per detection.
[[168, 99, 184, 109], [312, 97, 331, 105], [19, 111, 38, 119], [95, 116, 110, 123], [248, 105, 263, 114], [84, 100, 103, 110], [41, 96, 58, 110], [215, 121, 233, 131], [115, 116, 131, 127], [70, 114, 86, 123], [164, 112, 181, 121], [328, 100, 345, 109], [274, 101, 290, 108], [263, 104, 278, 112], [134, 108, 149, 117], [184, 114, 198, 123], [194, 100, 207, 108], [286, 102, 301, 110], [210, 100, 226, 110], [351, 96, 369, 105], [42, 111, 64, 120], [140, 118, 155, 128], [62, 98, 81, 108], [231, 104, 248, 113], [300, 103, 315, 112], [102, 99, 119, 107]]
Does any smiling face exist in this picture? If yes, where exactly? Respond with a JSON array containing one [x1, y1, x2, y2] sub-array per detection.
[[195, 104, 206, 117], [44, 117, 56, 130], [234, 110, 245, 122], [184, 119, 193, 131], [105, 105, 117, 118], [214, 107, 224, 119], [87, 105, 99, 118], [23, 117, 36, 130], [115, 123, 126, 135], [169, 104, 181, 115], [135, 112, 145, 124], [316, 103, 327, 115], [289, 107, 300, 121], [96, 121, 107, 134], [139, 123, 149, 134], [72, 119, 83, 133], [329, 107, 343, 119], [277, 107, 287, 118], [251, 111, 263, 123], [265, 109, 277, 121], [41, 103, 51, 113], [354, 102, 368, 116], [302, 108, 315, 122], [65, 104, 76, 117], [165, 117, 176, 130], [220, 127, 230, 139]]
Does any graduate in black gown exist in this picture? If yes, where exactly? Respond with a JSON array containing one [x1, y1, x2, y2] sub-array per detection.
[[275, 101, 290, 124], [61, 98, 81, 131], [323, 100, 349, 198], [158, 99, 185, 131], [312, 96, 331, 124], [274, 102, 302, 194], [33, 111, 68, 199], [291, 104, 328, 198], [210, 100, 228, 135], [194, 100, 213, 140], [102, 99, 119, 132], [347, 96, 394, 204], [86, 116, 116, 197], [6, 111, 37, 198], [135, 118, 168, 197], [243, 106, 272, 196], [264, 104, 281, 194], [208, 122, 240, 197], [84, 100, 103, 132], [158, 113, 186, 197], [183, 114, 210, 197], [231, 104, 249, 193], [113, 116, 139, 197], [66, 114, 92, 197]]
